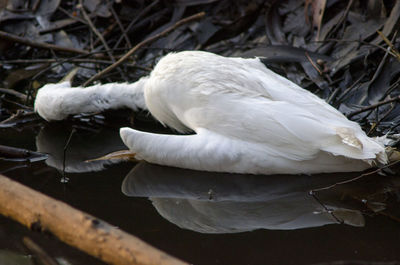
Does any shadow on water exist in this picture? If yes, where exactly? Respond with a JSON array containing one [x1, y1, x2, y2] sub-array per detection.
[[1, 122, 400, 265]]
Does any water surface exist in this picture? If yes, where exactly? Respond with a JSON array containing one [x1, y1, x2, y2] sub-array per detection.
[[1, 121, 399, 265]]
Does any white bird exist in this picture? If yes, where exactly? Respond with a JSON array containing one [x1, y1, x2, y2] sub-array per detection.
[[35, 51, 388, 175]]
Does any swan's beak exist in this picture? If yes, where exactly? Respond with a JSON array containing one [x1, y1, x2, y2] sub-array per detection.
[[85, 150, 137, 163]]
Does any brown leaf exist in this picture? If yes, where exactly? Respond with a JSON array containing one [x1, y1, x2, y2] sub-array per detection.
[[304, 0, 327, 40]]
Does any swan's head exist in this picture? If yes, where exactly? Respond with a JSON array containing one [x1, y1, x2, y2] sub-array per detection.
[[34, 81, 72, 121]]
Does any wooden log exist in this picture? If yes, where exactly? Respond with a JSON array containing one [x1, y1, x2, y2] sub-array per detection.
[[0, 174, 188, 265]]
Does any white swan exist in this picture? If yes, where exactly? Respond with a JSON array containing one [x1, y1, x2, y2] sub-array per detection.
[[35, 51, 388, 174]]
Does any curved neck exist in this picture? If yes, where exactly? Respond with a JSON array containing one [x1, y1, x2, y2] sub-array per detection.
[[77, 77, 148, 111], [35, 77, 148, 121]]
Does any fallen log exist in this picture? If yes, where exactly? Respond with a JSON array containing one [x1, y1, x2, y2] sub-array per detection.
[[0, 174, 188, 265]]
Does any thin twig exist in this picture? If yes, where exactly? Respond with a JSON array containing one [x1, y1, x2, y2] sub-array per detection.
[[92, 22, 116, 48], [0, 110, 35, 125], [310, 160, 400, 193], [310, 192, 343, 224], [2, 58, 111, 64], [32, 0, 41, 12], [23, 237, 60, 265], [58, 6, 88, 25], [78, 0, 128, 81], [361, 35, 394, 105], [78, 0, 115, 62], [2, 58, 152, 71], [0, 88, 28, 101], [39, 18, 84, 34], [325, 0, 354, 40], [0, 164, 29, 174], [317, 38, 399, 58], [109, 0, 132, 48], [377, 30, 400, 61], [83, 11, 205, 87], [347, 95, 400, 118], [367, 103, 395, 135], [377, 210, 400, 223], [336, 72, 366, 102], [0, 30, 89, 55], [385, 76, 400, 96], [62, 128, 76, 182], [1, 98, 31, 110], [327, 87, 340, 104], [305, 51, 323, 75], [113, 0, 160, 49]]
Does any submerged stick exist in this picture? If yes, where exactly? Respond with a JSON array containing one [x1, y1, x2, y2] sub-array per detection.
[[310, 160, 400, 193], [23, 237, 60, 265], [0, 174, 187, 265]]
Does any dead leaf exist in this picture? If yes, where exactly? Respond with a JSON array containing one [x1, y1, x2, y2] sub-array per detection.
[[202, 2, 261, 47], [4, 64, 49, 90], [83, 0, 111, 18], [367, 0, 386, 18], [372, 0, 400, 45], [304, 0, 327, 40]]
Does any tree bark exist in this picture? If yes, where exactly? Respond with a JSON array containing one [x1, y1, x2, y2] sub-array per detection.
[[0, 174, 188, 265]]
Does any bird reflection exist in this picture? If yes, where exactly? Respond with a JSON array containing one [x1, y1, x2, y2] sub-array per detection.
[[121, 163, 396, 233]]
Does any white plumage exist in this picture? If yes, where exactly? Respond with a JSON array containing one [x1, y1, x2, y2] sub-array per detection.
[[35, 51, 387, 174]]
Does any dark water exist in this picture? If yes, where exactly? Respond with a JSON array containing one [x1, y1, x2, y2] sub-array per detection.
[[1, 121, 400, 265]]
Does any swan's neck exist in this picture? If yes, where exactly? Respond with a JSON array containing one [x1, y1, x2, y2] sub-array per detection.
[[35, 77, 148, 121]]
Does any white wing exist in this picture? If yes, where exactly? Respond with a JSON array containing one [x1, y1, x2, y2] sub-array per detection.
[[149, 52, 384, 163]]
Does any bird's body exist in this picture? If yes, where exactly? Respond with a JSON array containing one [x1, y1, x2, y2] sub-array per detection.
[[35, 51, 387, 174]]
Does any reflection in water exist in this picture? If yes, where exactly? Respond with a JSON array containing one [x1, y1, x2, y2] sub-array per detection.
[[122, 163, 400, 233], [36, 124, 126, 173], [35, 123, 400, 234]]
